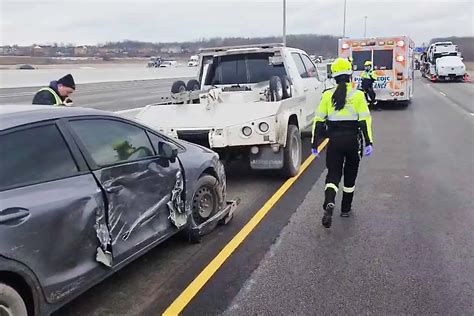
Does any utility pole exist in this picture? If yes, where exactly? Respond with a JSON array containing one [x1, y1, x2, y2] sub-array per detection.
[[364, 16, 368, 37], [342, 0, 347, 37], [283, 0, 287, 46]]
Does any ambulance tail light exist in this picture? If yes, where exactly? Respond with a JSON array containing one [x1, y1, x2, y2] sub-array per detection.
[[397, 40, 405, 47], [396, 55, 405, 62], [397, 72, 404, 80], [342, 43, 350, 49]]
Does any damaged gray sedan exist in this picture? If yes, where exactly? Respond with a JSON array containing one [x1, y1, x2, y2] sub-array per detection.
[[0, 105, 237, 316]]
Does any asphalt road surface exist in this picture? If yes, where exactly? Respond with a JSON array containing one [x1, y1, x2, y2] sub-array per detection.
[[1, 74, 472, 315], [0, 78, 191, 111]]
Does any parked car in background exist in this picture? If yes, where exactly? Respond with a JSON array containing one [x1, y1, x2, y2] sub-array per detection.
[[188, 55, 199, 67], [0, 105, 237, 316], [16, 64, 36, 70], [159, 60, 177, 67], [147, 56, 162, 68]]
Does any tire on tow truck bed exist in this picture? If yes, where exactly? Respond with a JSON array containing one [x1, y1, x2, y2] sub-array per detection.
[[171, 80, 187, 94], [281, 124, 302, 178]]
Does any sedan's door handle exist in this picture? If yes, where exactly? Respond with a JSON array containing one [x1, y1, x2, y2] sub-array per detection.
[[105, 185, 123, 193], [0, 208, 30, 224]]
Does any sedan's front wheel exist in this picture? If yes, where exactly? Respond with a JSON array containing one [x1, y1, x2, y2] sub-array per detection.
[[0, 283, 27, 316], [191, 175, 220, 226]]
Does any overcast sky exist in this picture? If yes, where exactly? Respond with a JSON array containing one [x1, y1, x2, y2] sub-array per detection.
[[1, 0, 473, 46]]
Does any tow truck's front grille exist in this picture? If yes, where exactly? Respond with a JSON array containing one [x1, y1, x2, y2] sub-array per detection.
[[177, 130, 210, 148]]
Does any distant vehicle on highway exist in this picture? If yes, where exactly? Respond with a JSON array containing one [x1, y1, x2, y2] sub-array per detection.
[[0, 105, 237, 316], [188, 55, 199, 67], [420, 42, 467, 82], [159, 60, 178, 67], [339, 36, 415, 103], [17, 64, 35, 70], [136, 43, 326, 177], [147, 56, 162, 68]]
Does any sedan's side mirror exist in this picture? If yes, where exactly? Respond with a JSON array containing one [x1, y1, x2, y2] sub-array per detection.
[[158, 141, 178, 161]]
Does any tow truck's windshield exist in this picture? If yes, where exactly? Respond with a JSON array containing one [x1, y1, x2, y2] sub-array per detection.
[[204, 52, 287, 85]]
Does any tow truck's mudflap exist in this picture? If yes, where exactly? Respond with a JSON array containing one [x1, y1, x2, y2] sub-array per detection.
[[250, 145, 284, 170], [191, 198, 240, 236]]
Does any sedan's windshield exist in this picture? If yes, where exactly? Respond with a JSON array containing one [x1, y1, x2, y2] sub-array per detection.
[[204, 52, 287, 85]]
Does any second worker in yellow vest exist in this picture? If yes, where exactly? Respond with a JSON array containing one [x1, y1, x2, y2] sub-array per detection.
[[311, 58, 374, 228], [361, 60, 378, 107]]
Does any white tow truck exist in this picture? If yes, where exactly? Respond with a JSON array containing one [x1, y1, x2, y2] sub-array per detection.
[[135, 43, 326, 177], [421, 42, 467, 82]]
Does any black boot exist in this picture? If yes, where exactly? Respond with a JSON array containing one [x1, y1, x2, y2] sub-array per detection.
[[322, 189, 336, 228], [341, 192, 354, 217], [322, 203, 334, 228]]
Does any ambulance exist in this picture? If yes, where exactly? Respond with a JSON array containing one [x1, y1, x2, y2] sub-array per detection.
[[338, 36, 415, 103]]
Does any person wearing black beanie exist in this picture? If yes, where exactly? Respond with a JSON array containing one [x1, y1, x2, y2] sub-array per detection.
[[32, 74, 76, 106]]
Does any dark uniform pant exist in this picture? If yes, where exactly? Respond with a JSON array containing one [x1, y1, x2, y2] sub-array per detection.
[[324, 134, 360, 213], [364, 86, 376, 104]]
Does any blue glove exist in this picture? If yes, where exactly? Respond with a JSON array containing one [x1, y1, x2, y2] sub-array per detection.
[[311, 148, 319, 156], [364, 145, 373, 157]]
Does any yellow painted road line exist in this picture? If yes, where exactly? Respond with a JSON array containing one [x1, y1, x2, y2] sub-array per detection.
[[163, 139, 329, 315]]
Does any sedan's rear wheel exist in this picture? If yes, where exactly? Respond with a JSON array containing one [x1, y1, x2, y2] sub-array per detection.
[[0, 283, 27, 316]]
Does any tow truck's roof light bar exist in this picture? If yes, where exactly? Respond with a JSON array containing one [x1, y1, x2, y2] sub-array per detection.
[[199, 43, 284, 53]]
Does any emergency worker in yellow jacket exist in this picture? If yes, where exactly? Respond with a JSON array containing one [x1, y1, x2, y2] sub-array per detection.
[[311, 58, 374, 228], [361, 60, 378, 106], [32, 74, 75, 106]]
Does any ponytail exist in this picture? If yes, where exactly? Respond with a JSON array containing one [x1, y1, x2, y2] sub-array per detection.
[[332, 74, 350, 111]]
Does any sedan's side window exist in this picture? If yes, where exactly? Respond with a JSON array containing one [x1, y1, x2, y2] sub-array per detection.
[[70, 119, 154, 167], [0, 124, 79, 191]]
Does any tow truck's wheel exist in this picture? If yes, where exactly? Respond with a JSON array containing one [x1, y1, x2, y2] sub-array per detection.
[[282, 125, 302, 177], [269, 76, 283, 101], [0, 283, 27, 316], [171, 80, 187, 94], [186, 79, 200, 91], [280, 75, 292, 99]]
